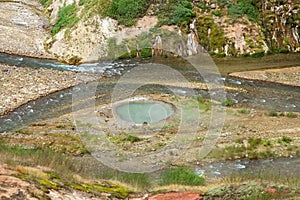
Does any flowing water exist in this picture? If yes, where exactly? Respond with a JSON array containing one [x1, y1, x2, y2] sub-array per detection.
[[0, 52, 299, 178]]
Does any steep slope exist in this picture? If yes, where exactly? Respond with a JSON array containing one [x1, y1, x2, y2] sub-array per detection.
[[43, 0, 300, 63], [0, 0, 299, 62], [0, 0, 52, 58]]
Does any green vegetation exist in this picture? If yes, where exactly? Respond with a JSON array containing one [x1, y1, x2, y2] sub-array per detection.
[[160, 166, 205, 186], [79, 0, 109, 17], [266, 111, 278, 117], [226, 0, 259, 21], [108, 0, 149, 26], [286, 112, 297, 118], [237, 108, 250, 114], [158, 0, 193, 26], [251, 50, 265, 58], [195, 14, 226, 52], [196, 2, 210, 10], [51, 4, 79, 35], [212, 10, 223, 17], [196, 97, 212, 111], [125, 135, 142, 143], [39, 0, 52, 7], [222, 99, 235, 107], [281, 136, 292, 144], [265, 111, 297, 118]]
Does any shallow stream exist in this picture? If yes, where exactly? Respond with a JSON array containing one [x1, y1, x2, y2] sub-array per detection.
[[0, 52, 299, 178]]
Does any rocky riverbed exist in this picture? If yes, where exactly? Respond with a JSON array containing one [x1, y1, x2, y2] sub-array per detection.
[[229, 66, 300, 87], [0, 64, 96, 116]]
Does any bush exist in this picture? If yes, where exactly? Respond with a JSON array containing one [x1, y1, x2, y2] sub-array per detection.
[[172, 1, 193, 25], [212, 10, 223, 17], [39, 0, 52, 7], [227, 3, 243, 19], [51, 4, 79, 35], [197, 2, 211, 10], [251, 51, 265, 58], [227, 0, 258, 21], [248, 137, 262, 148], [274, 48, 289, 54], [160, 166, 205, 186], [108, 0, 149, 26], [237, 108, 250, 114], [222, 100, 235, 107], [158, 0, 193, 26], [282, 136, 292, 143], [266, 111, 278, 117], [286, 112, 297, 118]]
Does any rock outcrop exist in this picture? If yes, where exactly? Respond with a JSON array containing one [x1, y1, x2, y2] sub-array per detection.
[[0, 0, 52, 58], [0, 0, 299, 61]]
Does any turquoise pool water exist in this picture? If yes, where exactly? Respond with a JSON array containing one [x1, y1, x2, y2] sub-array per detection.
[[115, 102, 173, 124]]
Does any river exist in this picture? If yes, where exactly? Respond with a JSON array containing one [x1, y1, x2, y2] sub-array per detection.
[[0, 52, 299, 179]]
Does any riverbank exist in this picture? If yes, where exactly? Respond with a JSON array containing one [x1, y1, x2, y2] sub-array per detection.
[[0, 64, 97, 116], [229, 66, 300, 87]]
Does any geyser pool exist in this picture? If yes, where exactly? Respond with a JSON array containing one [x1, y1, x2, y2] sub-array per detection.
[[115, 101, 173, 124]]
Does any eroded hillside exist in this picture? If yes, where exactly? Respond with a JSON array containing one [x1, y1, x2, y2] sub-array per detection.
[[0, 0, 299, 62]]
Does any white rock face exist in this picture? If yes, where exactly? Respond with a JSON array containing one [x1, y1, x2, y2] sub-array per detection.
[[0, 0, 51, 58], [49, 15, 118, 62]]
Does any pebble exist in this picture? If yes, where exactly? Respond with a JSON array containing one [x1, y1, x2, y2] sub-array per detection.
[[0, 64, 97, 116]]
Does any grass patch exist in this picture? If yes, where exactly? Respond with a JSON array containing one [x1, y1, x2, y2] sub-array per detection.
[[125, 135, 142, 143], [108, 0, 149, 26], [51, 4, 79, 35], [222, 100, 235, 107], [39, 0, 52, 7], [197, 97, 212, 111], [265, 111, 278, 117], [237, 108, 250, 114], [160, 166, 205, 186], [281, 136, 292, 143], [286, 112, 297, 118]]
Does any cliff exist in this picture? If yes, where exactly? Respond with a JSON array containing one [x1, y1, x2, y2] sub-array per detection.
[[0, 0, 299, 63]]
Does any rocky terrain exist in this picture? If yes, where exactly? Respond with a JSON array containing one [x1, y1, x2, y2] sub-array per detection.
[[0, 0, 52, 58], [0, 0, 299, 62], [0, 64, 96, 116], [230, 66, 300, 86]]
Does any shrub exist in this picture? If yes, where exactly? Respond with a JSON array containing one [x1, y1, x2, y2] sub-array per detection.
[[286, 112, 297, 118], [212, 10, 223, 17], [172, 1, 193, 25], [248, 137, 262, 148], [125, 135, 141, 143], [222, 100, 235, 107], [158, 0, 193, 26], [108, 0, 149, 26], [39, 0, 52, 7], [195, 15, 226, 52], [227, 3, 243, 19], [197, 2, 211, 10], [237, 108, 250, 114], [251, 51, 265, 58], [160, 166, 205, 186], [282, 136, 292, 143], [266, 111, 278, 117], [227, 0, 259, 21], [51, 4, 79, 35], [140, 48, 152, 58]]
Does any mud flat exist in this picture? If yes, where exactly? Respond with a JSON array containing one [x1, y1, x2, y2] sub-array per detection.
[[229, 66, 300, 87], [0, 64, 96, 116]]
